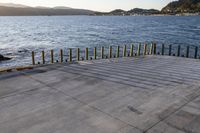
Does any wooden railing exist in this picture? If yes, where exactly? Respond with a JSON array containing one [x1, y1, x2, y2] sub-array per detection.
[[31, 43, 199, 65]]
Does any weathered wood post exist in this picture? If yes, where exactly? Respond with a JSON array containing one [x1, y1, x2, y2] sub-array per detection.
[[143, 43, 147, 55], [177, 45, 181, 57], [60, 49, 63, 63], [137, 43, 141, 56], [85, 48, 89, 60], [161, 44, 165, 55], [51, 50, 54, 63], [41, 51, 45, 64], [150, 43, 153, 55], [153, 43, 157, 55], [130, 44, 133, 57], [116, 46, 120, 58], [169, 45, 172, 56], [186, 46, 189, 58], [94, 47, 97, 60], [123, 45, 127, 57], [32, 51, 35, 65], [77, 48, 80, 61], [69, 48, 72, 62], [194, 46, 198, 59], [101, 46, 104, 59], [109, 46, 112, 58]]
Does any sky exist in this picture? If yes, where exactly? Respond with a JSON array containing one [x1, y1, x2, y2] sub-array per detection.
[[0, 0, 173, 12]]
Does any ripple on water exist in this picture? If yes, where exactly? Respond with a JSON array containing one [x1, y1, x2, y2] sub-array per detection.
[[0, 16, 200, 68]]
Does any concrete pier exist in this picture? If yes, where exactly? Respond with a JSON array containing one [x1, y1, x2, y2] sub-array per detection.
[[0, 55, 200, 133]]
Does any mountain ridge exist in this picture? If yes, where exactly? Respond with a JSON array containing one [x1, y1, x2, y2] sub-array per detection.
[[0, 3, 30, 8], [0, 6, 94, 16], [0, 1, 200, 16], [0, 3, 72, 9], [0, 3, 94, 16]]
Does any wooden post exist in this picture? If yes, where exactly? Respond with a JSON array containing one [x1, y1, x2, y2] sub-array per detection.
[[153, 43, 157, 55], [101, 46, 104, 59], [116, 46, 120, 58], [137, 43, 141, 56], [169, 45, 172, 56], [94, 47, 97, 60], [186, 46, 189, 58], [59, 49, 63, 63], [77, 48, 80, 61], [130, 44, 133, 57], [150, 43, 153, 55], [123, 45, 126, 57], [51, 50, 54, 63], [32, 51, 35, 65], [161, 44, 165, 55], [194, 46, 198, 59], [177, 45, 181, 57], [143, 44, 147, 55], [69, 48, 72, 62], [109, 46, 112, 58], [42, 51, 45, 64], [85, 48, 89, 60]]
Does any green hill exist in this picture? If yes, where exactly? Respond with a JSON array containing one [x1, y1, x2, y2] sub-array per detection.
[[162, 0, 200, 13], [94, 8, 160, 16], [127, 8, 160, 15]]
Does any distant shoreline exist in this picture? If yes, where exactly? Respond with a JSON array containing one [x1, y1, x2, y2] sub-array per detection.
[[92, 12, 200, 16], [0, 14, 199, 17], [0, 3, 199, 17], [90, 14, 200, 17]]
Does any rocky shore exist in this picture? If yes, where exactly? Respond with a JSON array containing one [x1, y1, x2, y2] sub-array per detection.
[[0, 54, 11, 61]]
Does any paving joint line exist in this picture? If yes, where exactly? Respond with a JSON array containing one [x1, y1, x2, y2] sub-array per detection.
[[143, 86, 200, 133]]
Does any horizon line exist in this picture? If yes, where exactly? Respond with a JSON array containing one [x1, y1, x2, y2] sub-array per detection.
[[0, 2, 163, 12]]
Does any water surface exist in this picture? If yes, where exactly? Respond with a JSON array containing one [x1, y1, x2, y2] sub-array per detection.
[[0, 16, 200, 68]]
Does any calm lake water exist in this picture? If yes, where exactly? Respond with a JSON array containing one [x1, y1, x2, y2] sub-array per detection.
[[0, 16, 200, 68]]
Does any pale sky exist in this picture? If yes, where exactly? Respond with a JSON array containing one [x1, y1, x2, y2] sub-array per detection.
[[0, 0, 173, 12]]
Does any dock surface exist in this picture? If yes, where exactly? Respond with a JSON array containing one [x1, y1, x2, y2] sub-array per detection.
[[0, 55, 200, 133]]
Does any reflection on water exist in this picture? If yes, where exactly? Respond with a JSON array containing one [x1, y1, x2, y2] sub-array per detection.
[[0, 16, 200, 67]]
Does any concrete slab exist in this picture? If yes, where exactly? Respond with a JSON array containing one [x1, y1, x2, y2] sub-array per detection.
[[147, 94, 200, 133], [0, 72, 44, 99], [23, 69, 80, 85], [0, 87, 69, 123], [0, 55, 200, 133], [0, 86, 136, 133]]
